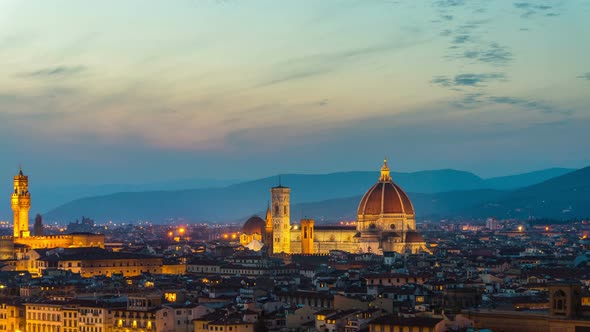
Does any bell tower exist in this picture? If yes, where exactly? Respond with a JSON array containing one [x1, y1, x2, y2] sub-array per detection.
[[11, 166, 31, 238], [271, 182, 290, 254], [301, 219, 314, 255]]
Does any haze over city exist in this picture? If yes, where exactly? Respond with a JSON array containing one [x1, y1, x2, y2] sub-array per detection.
[[1, 0, 589, 188]]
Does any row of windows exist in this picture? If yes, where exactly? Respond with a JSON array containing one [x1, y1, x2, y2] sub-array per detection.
[[59, 261, 160, 268], [368, 277, 420, 285], [81, 268, 159, 275], [79, 327, 103, 332], [208, 325, 247, 331], [81, 317, 102, 324], [28, 306, 60, 311], [64, 312, 78, 318], [27, 323, 61, 332], [63, 320, 77, 327], [116, 319, 153, 329], [27, 312, 61, 321]]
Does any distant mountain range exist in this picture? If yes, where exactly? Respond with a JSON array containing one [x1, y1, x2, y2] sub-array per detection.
[[37, 167, 585, 224], [294, 167, 590, 221]]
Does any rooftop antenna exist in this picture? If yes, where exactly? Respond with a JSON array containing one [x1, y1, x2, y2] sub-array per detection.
[[278, 175, 282, 187]]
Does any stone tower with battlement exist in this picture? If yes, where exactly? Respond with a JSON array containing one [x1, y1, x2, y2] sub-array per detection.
[[11, 167, 30, 238], [271, 184, 290, 254]]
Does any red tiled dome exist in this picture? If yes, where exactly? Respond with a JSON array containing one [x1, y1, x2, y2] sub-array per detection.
[[357, 181, 414, 216], [357, 159, 414, 216], [242, 216, 265, 235]]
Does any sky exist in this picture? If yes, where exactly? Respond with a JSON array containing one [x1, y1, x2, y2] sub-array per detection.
[[1, 0, 589, 186]]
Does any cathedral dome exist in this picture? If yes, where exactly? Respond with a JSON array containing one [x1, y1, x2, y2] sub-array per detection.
[[357, 160, 414, 216], [242, 216, 266, 235]]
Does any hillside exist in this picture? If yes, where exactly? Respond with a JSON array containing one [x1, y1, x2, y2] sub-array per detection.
[[472, 166, 590, 219], [484, 168, 575, 190], [43, 169, 487, 223], [41, 167, 587, 223]]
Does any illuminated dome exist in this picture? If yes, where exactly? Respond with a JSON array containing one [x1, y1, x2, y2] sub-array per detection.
[[242, 216, 266, 235], [357, 159, 414, 216]]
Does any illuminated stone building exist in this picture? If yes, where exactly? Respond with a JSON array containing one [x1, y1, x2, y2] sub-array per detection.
[[240, 160, 430, 255], [194, 313, 254, 332], [29, 247, 163, 277], [25, 302, 64, 332], [12, 167, 30, 238], [465, 283, 590, 332], [239, 216, 266, 247], [0, 168, 105, 264], [355, 159, 429, 254], [0, 300, 25, 332], [271, 184, 291, 254]]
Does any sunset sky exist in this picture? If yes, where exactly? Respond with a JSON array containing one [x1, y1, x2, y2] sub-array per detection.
[[1, 0, 589, 185]]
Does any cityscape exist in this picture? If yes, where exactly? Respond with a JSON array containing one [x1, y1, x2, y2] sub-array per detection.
[[1, 1, 590, 332]]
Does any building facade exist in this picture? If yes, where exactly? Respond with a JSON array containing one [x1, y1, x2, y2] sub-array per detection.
[[11, 167, 31, 238], [240, 160, 430, 255], [1, 168, 106, 264]]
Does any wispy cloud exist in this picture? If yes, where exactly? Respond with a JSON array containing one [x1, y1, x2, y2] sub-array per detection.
[[445, 92, 573, 119], [434, 0, 465, 8], [462, 43, 513, 66], [259, 39, 429, 87], [452, 35, 472, 44], [450, 92, 486, 109], [258, 68, 332, 87], [431, 73, 507, 88], [489, 96, 572, 115], [19, 66, 87, 78], [577, 72, 590, 80], [514, 2, 560, 18]]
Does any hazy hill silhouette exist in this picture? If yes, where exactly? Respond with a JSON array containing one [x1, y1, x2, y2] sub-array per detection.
[[43, 169, 485, 223], [484, 168, 574, 190], [473, 165, 590, 219], [40, 167, 585, 223], [294, 166, 590, 221]]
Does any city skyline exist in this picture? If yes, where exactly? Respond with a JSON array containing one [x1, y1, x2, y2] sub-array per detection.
[[1, 1, 589, 185]]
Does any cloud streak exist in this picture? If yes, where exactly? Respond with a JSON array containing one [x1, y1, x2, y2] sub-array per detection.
[[431, 73, 507, 88], [514, 2, 559, 18], [19, 66, 87, 78], [259, 38, 430, 87], [489, 96, 572, 115], [462, 43, 513, 66]]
